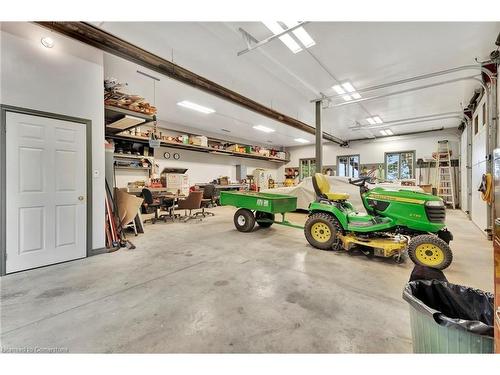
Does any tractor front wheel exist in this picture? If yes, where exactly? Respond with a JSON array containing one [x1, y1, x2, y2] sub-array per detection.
[[304, 212, 339, 250], [408, 234, 453, 270], [233, 208, 256, 232]]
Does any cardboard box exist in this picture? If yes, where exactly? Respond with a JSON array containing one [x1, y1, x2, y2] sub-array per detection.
[[419, 184, 433, 193], [189, 135, 208, 147]]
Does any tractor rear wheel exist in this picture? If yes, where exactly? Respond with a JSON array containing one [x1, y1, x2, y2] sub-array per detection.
[[304, 212, 339, 250], [256, 211, 275, 228], [408, 234, 453, 270], [233, 208, 255, 232]]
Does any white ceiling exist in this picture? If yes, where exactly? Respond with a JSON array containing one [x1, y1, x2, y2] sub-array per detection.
[[96, 21, 500, 146]]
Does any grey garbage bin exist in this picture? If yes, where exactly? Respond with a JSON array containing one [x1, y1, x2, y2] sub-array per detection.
[[403, 280, 494, 353]]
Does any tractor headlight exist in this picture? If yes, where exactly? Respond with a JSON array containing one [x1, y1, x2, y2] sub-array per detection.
[[425, 200, 444, 207]]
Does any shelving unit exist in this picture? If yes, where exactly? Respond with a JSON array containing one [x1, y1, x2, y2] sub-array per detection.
[[105, 105, 155, 134], [106, 133, 290, 163], [113, 153, 154, 176]]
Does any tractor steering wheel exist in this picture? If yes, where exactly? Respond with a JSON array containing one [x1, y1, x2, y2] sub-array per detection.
[[348, 176, 373, 187]]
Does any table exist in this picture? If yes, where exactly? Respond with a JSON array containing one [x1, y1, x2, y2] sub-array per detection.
[[155, 193, 186, 220], [127, 187, 169, 195]]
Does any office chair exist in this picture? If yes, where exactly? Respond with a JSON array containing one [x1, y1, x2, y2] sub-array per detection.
[[176, 191, 203, 222], [159, 197, 178, 222], [141, 188, 162, 224], [197, 184, 216, 217]]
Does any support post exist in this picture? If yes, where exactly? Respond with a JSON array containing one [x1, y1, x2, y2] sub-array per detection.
[[315, 100, 322, 174]]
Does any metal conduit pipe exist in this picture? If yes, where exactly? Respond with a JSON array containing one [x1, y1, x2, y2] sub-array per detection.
[[345, 127, 447, 142], [327, 75, 481, 108], [313, 64, 494, 102], [348, 111, 462, 129], [349, 115, 463, 131]]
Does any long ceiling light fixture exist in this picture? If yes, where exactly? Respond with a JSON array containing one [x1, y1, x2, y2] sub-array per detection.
[[366, 116, 383, 125], [332, 81, 362, 102], [379, 129, 394, 136], [262, 21, 302, 53], [262, 21, 316, 54], [253, 125, 275, 133], [177, 100, 215, 114], [282, 22, 316, 48], [294, 138, 310, 144]]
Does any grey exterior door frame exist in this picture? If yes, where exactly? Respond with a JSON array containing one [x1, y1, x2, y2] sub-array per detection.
[[0, 104, 93, 276]]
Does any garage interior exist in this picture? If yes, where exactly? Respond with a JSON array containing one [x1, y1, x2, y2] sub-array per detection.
[[1, 20, 500, 354]]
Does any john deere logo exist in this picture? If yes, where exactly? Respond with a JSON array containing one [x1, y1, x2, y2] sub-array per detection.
[[256, 199, 269, 207]]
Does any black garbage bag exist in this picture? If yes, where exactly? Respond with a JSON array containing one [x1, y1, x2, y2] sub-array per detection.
[[409, 265, 448, 282], [402, 280, 494, 337]]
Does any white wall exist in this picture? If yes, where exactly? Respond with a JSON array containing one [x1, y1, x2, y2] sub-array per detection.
[[285, 130, 460, 170], [471, 94, 488, 232], [1, 23, 105, 249], [113, 144, 280, 188]]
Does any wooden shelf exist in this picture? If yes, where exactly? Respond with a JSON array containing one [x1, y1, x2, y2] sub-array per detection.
[[106, 134, 290, 163], [114, 153, 154, 160], [114, 166, 151, 171], [105, 105, 155, 134]]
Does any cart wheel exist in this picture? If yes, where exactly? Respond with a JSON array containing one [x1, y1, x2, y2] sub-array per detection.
[[233, 208, 256, 232], [408, 234, 453, 270], [304, 212, 339, 250], [255, 211, 275, 228]]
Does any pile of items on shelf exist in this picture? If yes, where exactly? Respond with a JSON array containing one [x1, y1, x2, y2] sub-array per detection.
[[104, 77, 157, 116]]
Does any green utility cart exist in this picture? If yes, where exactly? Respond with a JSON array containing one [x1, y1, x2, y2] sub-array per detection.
[[220, 191, 300, 232]]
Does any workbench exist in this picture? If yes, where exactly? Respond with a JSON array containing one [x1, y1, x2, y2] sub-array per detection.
[[195, 183, 247, 191]]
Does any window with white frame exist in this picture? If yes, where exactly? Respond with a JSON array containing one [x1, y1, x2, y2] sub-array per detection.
[[385, 151, 415, 180], [337, 155, 360, 178]]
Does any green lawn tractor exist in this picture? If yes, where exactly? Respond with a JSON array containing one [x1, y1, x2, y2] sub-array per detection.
[[304, 173, 453, 269]]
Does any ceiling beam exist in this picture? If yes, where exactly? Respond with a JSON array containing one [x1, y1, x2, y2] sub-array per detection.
[[35, 21, 344, 145]]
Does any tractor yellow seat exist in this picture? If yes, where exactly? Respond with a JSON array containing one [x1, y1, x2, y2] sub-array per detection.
[[312, 173, 350, 201], [325, 192, 350, 201]]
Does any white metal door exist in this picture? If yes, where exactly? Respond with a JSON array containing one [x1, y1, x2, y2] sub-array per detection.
[[6, 112, 87, 273]]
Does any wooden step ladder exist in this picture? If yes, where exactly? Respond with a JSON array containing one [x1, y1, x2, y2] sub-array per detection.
[[434, 140, 455, 208]]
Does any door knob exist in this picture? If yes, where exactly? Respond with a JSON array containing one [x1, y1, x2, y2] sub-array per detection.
[[78, 196, 84, 201]]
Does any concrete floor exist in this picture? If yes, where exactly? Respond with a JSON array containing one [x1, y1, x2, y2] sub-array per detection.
[[0, 207, 493, 353]]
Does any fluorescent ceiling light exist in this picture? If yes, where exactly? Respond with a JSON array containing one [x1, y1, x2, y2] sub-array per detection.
[[332, 85, 345, 95], [334, 82, 361, 101], [253, 125, 275, 133], [263, 21, 285, 35], [177, 100, 215, 114], [262, 21, 302, 53], [278, 34, 302, 54], [283, 22, 316, 48], [367, 116, 383, 125], [341, 82, 355, 93], [294, 138, 310, 144], [380, 129, 393, 136]]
